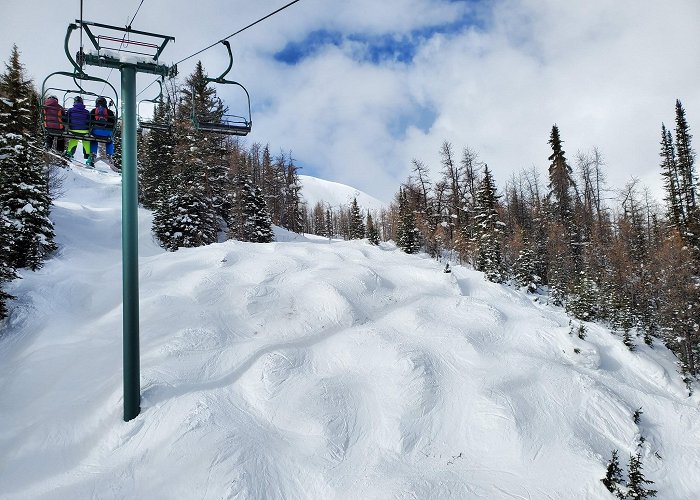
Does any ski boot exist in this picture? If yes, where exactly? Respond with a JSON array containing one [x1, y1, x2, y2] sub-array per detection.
[[85, 154, 95, 168]]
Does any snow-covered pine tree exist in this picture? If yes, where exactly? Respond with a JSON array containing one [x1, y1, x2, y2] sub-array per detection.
[[226, 171, 247, 240], [140, 97, 175, 209], [0, 209, 18, 320], [601, 450, 625, 499], [396, 187, 419, 254], [111, 117, 122, 167], [283, 157, 304, 233], [567, 269, 598, 320], [626, 453, 657, 499], [348, 197, 365, 240], [0, 45, 56, 270], [151, 176, 179, 251], [513, 239, 540, 292], [366, 210, 380, 245], [154, 61, 224, 249], [248, 184, 274, 243], [473, 165, 505, 283]]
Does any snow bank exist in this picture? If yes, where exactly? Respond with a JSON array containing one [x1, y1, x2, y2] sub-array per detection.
[[0, 163, 698, 499]]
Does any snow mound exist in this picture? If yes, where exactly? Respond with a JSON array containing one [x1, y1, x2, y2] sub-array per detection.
[[1, 164, 699, 499]]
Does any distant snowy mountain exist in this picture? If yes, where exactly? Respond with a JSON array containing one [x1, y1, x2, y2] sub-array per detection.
[[1, 163, 699, 499], [299, 174, 386, 212]]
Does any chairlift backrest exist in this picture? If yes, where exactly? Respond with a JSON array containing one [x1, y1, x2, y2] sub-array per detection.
[[190, 40, 252, 137], [137, 78, 172, 132]]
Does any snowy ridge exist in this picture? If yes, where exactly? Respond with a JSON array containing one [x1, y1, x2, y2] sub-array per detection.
[[299, 174, 386, 211], [0, 164, 699, 499]]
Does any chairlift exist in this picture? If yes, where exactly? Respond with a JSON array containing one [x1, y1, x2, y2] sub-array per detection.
[[191, 40, 252, 136], [41, 76, 119, 144], [137, 78, 172, 132], [40, 24, 119, 144]]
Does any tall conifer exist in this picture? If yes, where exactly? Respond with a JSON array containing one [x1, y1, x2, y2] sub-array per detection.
[[0, 45, 56, 270]]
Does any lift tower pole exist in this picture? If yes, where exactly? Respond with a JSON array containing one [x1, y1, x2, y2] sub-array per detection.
[[72, 21, 176, 421]]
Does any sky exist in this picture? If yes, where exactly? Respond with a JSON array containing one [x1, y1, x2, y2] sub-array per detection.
[[2, 162, 699, 498], [2, 0, 700, 203]]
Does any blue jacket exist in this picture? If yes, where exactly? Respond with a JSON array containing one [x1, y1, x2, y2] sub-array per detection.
[[67, 102, 90, 131]]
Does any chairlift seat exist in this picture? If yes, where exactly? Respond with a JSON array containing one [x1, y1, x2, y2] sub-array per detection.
[[195, 116, 251, 136]]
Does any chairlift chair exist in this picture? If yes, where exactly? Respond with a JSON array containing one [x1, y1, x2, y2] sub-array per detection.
[[191, 40, 252, 137], [41, 79, 119, 144], [137, 79, 172, 132], [40, 24, 120, 144]]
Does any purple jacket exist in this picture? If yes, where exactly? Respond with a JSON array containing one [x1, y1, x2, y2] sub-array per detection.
[[67, 102, 90, 131]]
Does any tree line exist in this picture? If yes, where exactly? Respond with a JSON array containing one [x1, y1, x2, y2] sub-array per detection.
[[371, 103, 698, 386], [2, 42, 699, 390], [137, 61, 306, 250]]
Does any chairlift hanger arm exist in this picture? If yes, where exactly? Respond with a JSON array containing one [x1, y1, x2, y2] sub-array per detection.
[[139, 78, 164, 104], [212, 40, 234, 82], [65, 24, 88, 77]]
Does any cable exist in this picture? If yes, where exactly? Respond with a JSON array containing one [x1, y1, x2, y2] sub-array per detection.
[[100, 0, 143, 96], [128, 0, 146, 28], [174, 0, 302, 65], [136, 77, 160, 98]]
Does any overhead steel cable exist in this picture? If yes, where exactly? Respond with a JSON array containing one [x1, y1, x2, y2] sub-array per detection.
[[174, 0, 302, 66], [99, 0, 146, 95], [128, 0, 146, 28], [137, 1, 301, 103], [136, 77, 160, 98]]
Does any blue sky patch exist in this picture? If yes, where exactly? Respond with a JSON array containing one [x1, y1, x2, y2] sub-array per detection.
[[274, 11, 486, 66], [388, 104, 438, 139]]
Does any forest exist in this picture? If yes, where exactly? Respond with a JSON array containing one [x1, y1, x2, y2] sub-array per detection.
[[1, 44, 698, 390]]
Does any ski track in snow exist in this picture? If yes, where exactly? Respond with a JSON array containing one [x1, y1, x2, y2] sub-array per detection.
[[0, 165, 699, 499]]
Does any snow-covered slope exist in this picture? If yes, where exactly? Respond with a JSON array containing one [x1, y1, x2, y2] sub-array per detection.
[[1, 164, 699, 499], [299, 174, 386, 211]]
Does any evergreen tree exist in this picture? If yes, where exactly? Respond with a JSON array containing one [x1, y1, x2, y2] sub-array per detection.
[[140, 97, 175, 209], [366, 210, 380, 245], [0, 44, 56, 270], [112, 118, 122, 167], [397, 188, 419, 254], [674, 100, 697, 242], [601, 450, 625, 499], [547, 125, 576, 230], [348, 197, 365, 239], [513, 240, 540, 292], [227, 172, 273, 243], [154, 62, 225, 250], [567, 270, 598, 320], [151, 175, 179, 250], [626, 453, 657, 499], [283, 158, 304, 233], [660, 124, 683, 229], [473, 165, 505, 283], [0, 210, 18, 320], [545, 125, 579, 300], [248, 184, 274, 243]]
